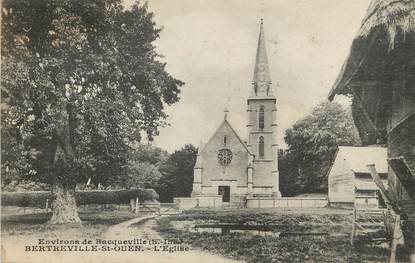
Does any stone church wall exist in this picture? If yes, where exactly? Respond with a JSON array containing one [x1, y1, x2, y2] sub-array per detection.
[[200, 122, 248, 188], [249, 100, 275, 133], [252, 161, 273, 186], [250, 133, 272, 159]]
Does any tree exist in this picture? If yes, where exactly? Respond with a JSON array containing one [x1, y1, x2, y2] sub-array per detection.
[[105, 144, 169, 190], [1, 0, 183, 224], [106, 161, 162, 190], [281, 101, 360, 194], [278, 149, 300, 197], [157, 144, 197, 202]]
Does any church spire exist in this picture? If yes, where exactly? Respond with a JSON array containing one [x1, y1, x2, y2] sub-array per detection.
[[251, 19, 274, 97]]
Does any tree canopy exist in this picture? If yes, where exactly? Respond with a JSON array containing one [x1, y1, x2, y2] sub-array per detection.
[[1, 0, 183, 223], [104, 144, 169, 190], [157, 144, 197, 203], [280, 101, 361, 195]]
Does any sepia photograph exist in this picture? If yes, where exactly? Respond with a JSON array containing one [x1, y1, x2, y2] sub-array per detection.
[[1, 0, 414, 262]]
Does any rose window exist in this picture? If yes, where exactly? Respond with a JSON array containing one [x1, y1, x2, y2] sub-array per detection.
[[217, 149, 233, 166]]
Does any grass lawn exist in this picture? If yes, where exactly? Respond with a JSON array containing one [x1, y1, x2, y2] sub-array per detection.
[[1, 205, 138, 240], [155, 208, 391, 263], [1, 206, 144, 263]]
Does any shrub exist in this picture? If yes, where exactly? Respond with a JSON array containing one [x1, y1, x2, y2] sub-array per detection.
[[1, 188, 158, 207]]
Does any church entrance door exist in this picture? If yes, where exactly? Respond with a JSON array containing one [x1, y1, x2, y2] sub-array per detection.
[[218, 186, 230, 203]]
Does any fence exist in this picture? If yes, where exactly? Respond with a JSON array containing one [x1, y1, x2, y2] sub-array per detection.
[[130, 202, 179, 215]]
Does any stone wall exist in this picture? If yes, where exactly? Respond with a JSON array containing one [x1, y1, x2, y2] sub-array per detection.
[[196, 195, 223, 208], [173, 197, 198, 210], [246, 197, 328, 208]]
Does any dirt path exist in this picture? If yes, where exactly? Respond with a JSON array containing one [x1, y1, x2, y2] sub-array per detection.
[[103, 215, 156, 239], [103, 215, 245, 263], [2, 215, 244, 263]]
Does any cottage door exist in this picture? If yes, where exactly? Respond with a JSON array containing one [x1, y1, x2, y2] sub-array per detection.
[[218, 186, 230, 202]]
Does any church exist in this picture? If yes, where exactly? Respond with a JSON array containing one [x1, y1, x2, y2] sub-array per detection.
[[190, 20, 281, 207]]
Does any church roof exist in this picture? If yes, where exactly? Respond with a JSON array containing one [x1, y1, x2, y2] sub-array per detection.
[[251, 19, 274, 98]]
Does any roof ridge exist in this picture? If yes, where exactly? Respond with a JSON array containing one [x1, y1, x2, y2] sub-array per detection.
[[200, 118, 252, 155]]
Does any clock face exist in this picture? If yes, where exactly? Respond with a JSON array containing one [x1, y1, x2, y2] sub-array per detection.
[[217, 149, 233, 166]]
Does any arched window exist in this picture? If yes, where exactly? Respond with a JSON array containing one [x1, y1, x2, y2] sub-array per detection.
[[259, 106, 265, 130], [223, 135, 227, 146], [259, 136, 265, 158]]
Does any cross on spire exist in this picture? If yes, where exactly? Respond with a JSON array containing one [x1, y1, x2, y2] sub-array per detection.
[[224, 108, 229, 120]]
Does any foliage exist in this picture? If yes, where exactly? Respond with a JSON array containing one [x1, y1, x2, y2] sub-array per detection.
[[1, 0, 183, 191], [124, 162, 163, 188], [105, 143, 197, 202], [155, 209, 388, 263], [1, 189, 157, 207], [157, 144, 197, 202], [1, 191, 50, 208], [1, 180, 50, 192], [76, 188, 158, 204], [103, 144, 169, 189], [132, 143, 170, 166], [171, 208, 351, 225], [278, 150, 300, 196], [281, 101, 361, 195]]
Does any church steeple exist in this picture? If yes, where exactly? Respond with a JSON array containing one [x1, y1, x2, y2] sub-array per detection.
[[251, 19, 274, 98], [247, 19, 280, 197]]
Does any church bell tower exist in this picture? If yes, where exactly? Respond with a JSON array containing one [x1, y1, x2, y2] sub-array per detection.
[[246, 19, 280, 197]]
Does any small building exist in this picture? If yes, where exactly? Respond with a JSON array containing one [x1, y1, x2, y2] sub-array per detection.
[[328, 146, 388, 209]]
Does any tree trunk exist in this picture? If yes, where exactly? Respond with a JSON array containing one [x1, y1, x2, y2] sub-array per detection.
[[48, 102, 81, 224], [49, 182, 80, 224]]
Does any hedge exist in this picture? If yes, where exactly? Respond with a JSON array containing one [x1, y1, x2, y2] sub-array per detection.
[[76, 188, 158, 205], [1, 191, 50, 208], [1, 188, 158, 208]]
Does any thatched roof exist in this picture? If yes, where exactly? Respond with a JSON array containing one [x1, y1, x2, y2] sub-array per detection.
[[327, 0, 414, 145], [328, 0, 415, 100], [359, 0, 415, 48]]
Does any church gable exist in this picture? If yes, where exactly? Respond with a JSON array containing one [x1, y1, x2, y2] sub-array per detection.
[[202, 120, 250, 155], [200, 120, 250, 186]]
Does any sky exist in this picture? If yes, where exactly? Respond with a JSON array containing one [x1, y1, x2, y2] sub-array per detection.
[[125, 0, 371, 152]]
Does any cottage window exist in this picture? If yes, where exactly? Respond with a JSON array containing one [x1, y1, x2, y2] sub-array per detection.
[[259, 106, 265, 130], [259, 136, 265, 158]]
